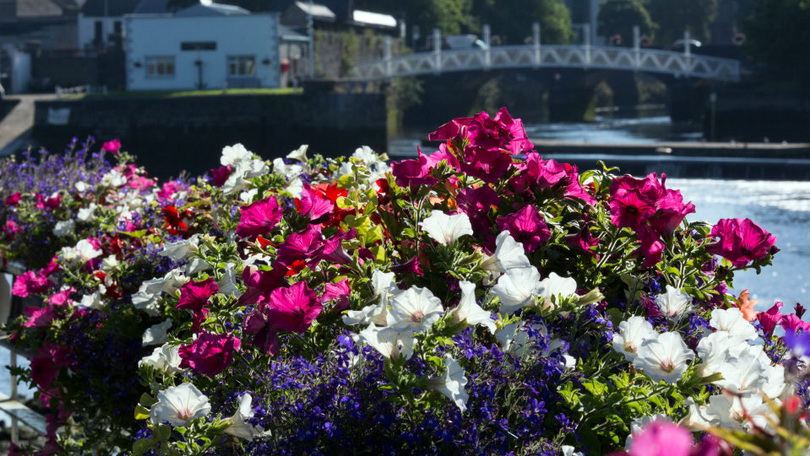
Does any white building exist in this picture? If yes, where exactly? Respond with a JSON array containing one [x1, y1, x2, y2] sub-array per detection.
[[125, 3, 281, 91]]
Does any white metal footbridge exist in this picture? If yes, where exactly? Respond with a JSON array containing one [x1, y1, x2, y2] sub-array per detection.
[[352, 27, 740, 83]]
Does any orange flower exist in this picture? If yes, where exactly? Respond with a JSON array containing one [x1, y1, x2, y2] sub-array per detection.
[[736, 289, 759, 322]]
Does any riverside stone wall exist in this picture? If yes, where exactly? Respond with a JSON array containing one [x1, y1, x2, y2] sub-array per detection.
[[32, 92, 386, 180]]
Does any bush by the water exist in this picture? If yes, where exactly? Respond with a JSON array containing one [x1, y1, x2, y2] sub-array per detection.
[[1, 109, 808, 455]]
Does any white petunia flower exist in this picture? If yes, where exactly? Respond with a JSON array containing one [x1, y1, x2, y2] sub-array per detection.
[[420, 210, 473, 246], [74, 181, 89, 193], [427, 355, 469, 412], [160, 235, 200, 261], [78, 291, 104, 309], [357, 324, 415, 360], [142, 318, 173, 346], [220, 143, 253, 167], [286, 144, 309, 162], [696, 331, 749, 377], [448, 281, 496, 334], [704, 392, 776, 431], [536, 272, 578, 311], [272, 157, 304, 178], [387, 286, 443, 332], [284, 177, 304, 198], [655, 285, 694, 321], [224, 394, 271, 440], [633, 331, 695, 383], [217, 262, 240, 296], [77, 203, 98, 222], [352, 145, 377, 164], [150, 383, 210, 427], [342, 301, 389, 327], [561, 445, 585, 456], [612, 316, 657, 362], [711, 346, 784, 397], [709, 308, 758, 340], [53, 220, 75, 237], [680, 397, 713, 430], [492, 266, 542, 315], [495, 322, 531, 356], [101, 169, 127, 187], [493, 231, 531, 273], [139, 344, 184, 374]]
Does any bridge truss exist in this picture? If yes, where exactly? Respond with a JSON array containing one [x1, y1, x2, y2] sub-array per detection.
[[352, 44, 741, 82]]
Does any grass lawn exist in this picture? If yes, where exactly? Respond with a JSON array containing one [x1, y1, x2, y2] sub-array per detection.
[[70, 87, 302, 99]]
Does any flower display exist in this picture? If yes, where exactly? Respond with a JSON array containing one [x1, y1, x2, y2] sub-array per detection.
[[1, 110, 805, 456]]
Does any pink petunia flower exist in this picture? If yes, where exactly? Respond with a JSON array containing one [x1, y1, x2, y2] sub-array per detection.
[[101, 139, 121, 154], [628, 421, 693, 456], [296, 184, 333, 222], [706, 218, 778, 267], [178, 332, 242, 377], [236, 196, 283, 241], [495, 205, 551, 253], [391, 149, 440, 189], [177, 278, 218, 313], [757, 302, 783, 337]]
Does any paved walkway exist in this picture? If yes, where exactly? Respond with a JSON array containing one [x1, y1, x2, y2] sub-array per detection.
[[0, 94, 57, 156]]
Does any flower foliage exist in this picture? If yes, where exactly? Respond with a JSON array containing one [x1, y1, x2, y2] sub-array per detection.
[[1, 109, 806, 456]]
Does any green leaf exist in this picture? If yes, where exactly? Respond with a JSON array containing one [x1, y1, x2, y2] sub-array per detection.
[[132, 437, 154, 456], [582, 378, 608, 396], [139, 392, 157, 407], [134, 405, 151, 420], [153, 424, 172, 441]]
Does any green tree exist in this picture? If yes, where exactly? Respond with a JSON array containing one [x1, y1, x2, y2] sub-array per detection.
[[744, 0, 810, 84], [471, 0, 573, 44], [597, 0, 657, 46], [646, 0, 718, 47]]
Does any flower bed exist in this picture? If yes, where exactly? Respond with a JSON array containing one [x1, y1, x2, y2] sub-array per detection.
[[1, 109, 808, 455]]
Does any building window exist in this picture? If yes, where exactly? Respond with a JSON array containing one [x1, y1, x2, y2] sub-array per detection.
[[145, 56, 175, 78], [227, 55, 256, 76]]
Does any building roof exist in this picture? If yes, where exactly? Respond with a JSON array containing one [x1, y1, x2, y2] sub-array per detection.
[[293, 1, 334, 20], [279, 24, 309, 41], [16, 0, 66, 17], [81, 0, 140, 16], [174, 1, 249, 16], [131, 0, 169, 14], [352, 9, 395, 28]]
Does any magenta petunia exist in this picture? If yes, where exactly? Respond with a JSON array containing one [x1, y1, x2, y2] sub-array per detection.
[[210, 165, 233, 187], [236, 196, 283, 240], [178, 332, 242, 377], [495, 205, 550, 253], [177, 277, 218, 313], [23, 306, 58, 328], [391, 149, 440, 189], [243, 281, 321, 354], [265, 281, 321, 333], [757, 302, 783, 337], [628, 421, 693, 456], [706, 218, 778, 267], [4, 192, 21, 206], [457, 185, 499, 234], [101, 139, 121, 153], [322, 279, 351, 311], [11, 270, 54, 298], [276, 224, 325, 267], [459, 146, 514, 184], [296, 184, 333, 222]]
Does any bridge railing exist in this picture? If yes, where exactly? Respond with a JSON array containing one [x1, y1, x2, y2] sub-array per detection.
[[352, 44, 741, 82]]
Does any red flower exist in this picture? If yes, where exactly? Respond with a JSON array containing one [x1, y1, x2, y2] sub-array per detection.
[[706, 218, 778, 267], [162, 206, 191, 237], [178, 332, 241, 377]]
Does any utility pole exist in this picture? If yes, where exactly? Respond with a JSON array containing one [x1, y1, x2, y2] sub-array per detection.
[[307, 0, 314, 78]]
